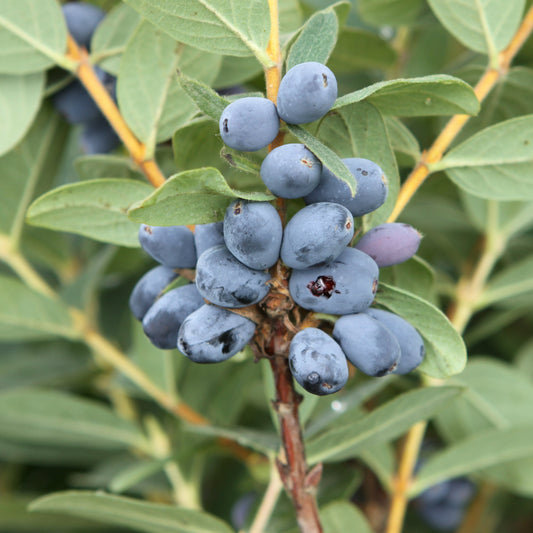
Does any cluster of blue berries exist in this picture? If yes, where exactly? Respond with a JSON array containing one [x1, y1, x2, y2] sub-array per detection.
[[52, 2, 119, 154], [130, 61, 425, 396]]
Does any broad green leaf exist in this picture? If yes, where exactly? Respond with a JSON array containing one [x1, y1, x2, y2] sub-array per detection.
[[385, 116, 421, 166], [211, 55, 263, 88], [412, 425, 533, 495], [435, 116, 533, 200], [321, 501, 374, 533], [333, 75, 480, 117], [30, 491, 234, 533], [480, 255, 533, 307], [0, 105, 67, 239], [306, 386, 462, 463], [0, 0, 68, 73], [109, 459, 166, 494], [428, 0, 525, 56], [0, 275, 76, 341], [0, 389, 145, 450], [286, 124, 357, 195], [359, 443, 396, 493], [0, 72, 44, 157], [91, 3, 142, 74], [287, 8, 339, 70], [328, 28, 397, 72], [375, 283, 467, 378], [359, 0, 424, 26], [123, 0, 272, 65], [74, 154, 144, 180], [26, 179, 154, 247], [128, 168, 273, 226], [178, 73, 229, 121]]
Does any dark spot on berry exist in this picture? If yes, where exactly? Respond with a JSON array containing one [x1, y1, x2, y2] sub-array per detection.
[[143, 225, 153, 235], [179, 338, 188, 353], [233, 202, 242, 215], [322, 73, 328, 87], [372, 279, 379, 294], [345, 219, 352, 230], [306, 372, 320, 384], [301, 158, 313, 168], [362, 170, 368, 176], [218, 330, 236, 354], [223, 118, 229, 133], [307, 276, 339, 298]]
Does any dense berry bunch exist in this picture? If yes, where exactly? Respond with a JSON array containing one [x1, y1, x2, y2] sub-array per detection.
[[130, 62, 425, 396], [52, 2, 119, 154]]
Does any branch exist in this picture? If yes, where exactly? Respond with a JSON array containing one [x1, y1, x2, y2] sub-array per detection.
[[387, 5, 533, 223]]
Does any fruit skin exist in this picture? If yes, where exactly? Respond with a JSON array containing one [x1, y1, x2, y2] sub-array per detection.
[[260, 143, 322, 198], [289, 247, 379, 315], [333, 313, 401, 377], [195, 245, 271, 308], [219, 97, 279, 152], [355, 223, 422, 267], [138, 224, 197, 269], [305, 158, 388, 217], [289, 328, 348, 395], [224, 200, 282, 270], [178, 304, 256, 363], [281, 202, 354, 269], [81, 116, 120, 154], [142, 284, 204, 349], [364, 308, 425, 374], [194, 222, 225, 257], [62, 2, 105, 50], [277, 62, 338, 124], [129, 265, 178, 322]]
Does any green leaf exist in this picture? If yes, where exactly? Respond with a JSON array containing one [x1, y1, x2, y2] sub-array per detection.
[[123, 0, 272, 66], [385, 116, 421, 166], [379, 256, 435, 302], [358, 0, 424, 26], [435, 116, 533, 200], [375, 283, 467, 378], [333, 75, 480, 117], [321, 501, 374, 533], [286, 124, 357, 195], [287, 7, 339, 70], [178, 73, 229, 121], [30, 491, 234, 533], [26, 179, 154, 247], [0, 0, 68, 73], [0, 388, 145, 450], [0, 72, 44, 157], [328, 28, 397, 72], [128, 168, 274, 226], [74, 154, 144, 181], [109, 459, 166, 494], [211, 55, 263, 88], [306, 386, 462, 463], [412, 425, 533, 496], [428, 0, 525, 56], [91, 3, 142, 75], [0, 275, 76, 341]]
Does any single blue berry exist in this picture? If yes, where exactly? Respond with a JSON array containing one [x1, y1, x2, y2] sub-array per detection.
[[138, 224, 196, 269]]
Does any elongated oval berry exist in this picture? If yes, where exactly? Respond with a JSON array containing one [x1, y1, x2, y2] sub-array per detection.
[[178, 304, 256, 363], [281, 202, 354, 269], [194, 222, 225, 257], [333, 313, 401, 377], [138, 224, 196, 268], [62, 2, 105, 49], [289, 328, 348, 395], [364, 309, 425, 374], [355, 223, 422, 267], [142, 284, 204, 349], [196, 245, 271, 308], [129, 265, 178, 321], [224, 200, 282, 270], [219, 97, 279, 151], [289, 247, 379, 315], [260, 144, 322, 198], [305, 158, 388, 217], [277, 62, 338, 124]]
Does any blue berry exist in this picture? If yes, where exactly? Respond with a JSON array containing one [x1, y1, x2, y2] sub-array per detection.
[[305, 158, 388, 217], [355, 223, 422, 267], [62, 2, 105, 50], [281, 202, 354, 269], [224, 200, 282, 270], [138, 224, 196, 269], [260, 144, 322, 198], [142, 284, 204, 349], [194, 222, 225, 257], [333, 313, 401, 377], [289, 328, 348, 395], [129, 265, 178, 321], [277, 62, 338, 124], [289, 247, 379, 315], [364, 309, 425, 374], [219, 97, 279, 151], [178, 304, 256, 363], [195, 245, 271, 308], [81, 116, 120, 154]]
